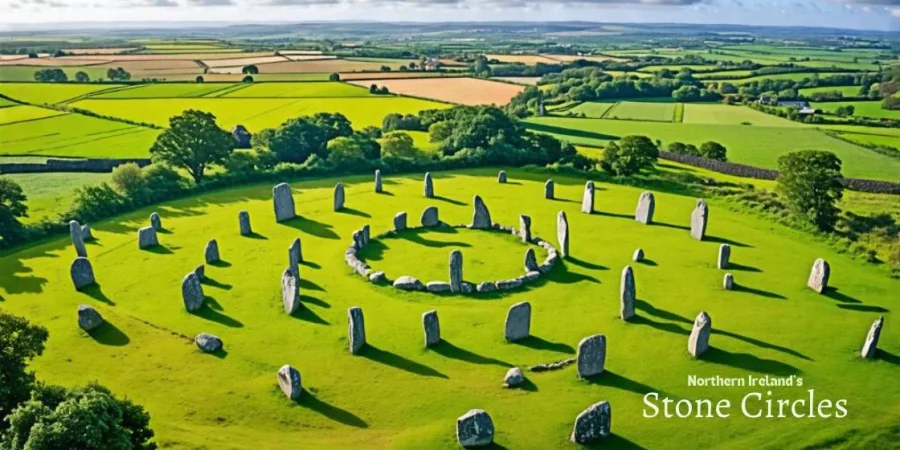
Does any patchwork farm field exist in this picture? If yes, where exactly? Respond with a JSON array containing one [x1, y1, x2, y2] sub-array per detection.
[[568, 102, 616, 118], [604, 101, 676, 122], [220, 82, 372, 98], [0, 105, 64, 125], [0, 113, 160, 158], [0, 65, 109, 82], [1, 169, 896, 449], [4, 172, 111, 223], [811, 101, 899, 120], [798, 86, 866, 97], [90, 83, 240, 99], [0, 82, 125, 104], [347, 77, 523, 106], [681, 104, 804, 127]]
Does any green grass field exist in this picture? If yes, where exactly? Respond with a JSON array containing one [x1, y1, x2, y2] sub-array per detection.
[[0, 97, 17, 108], [682, 104, 804, 127], [0, 113, 160, 158], [220, 82, 372, 98], [0, 66, 110, 82], [90, 83, 240, 99], [704, 72, 858, 85], [567, 102, 616, 118], [5, 172, 111, 223], [0, 168, 896, 449], [0, 82, 125, 104], [812, 101, 899, 120], [604, 101, 676, 122], [0, 105, 64, 125], [798, 86, 866, 97]]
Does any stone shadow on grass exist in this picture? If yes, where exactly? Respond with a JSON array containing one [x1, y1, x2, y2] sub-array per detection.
[[714, 329, 812, 361], [566, 257, 609, 271], [824, 288, 862, 304], [88, 321, 130, 346], [243, 232, 268, 240], [702, 348, 800, 376], [357, 240, 388, 261], [280, 216, 339, 240], [877, 350, 900, 365], [296, 389, 368, 428], [300, 260, 322, 270], [513, 336, 575, 355], [728, 262, 762, 273], [432, 341, 511, 367], [515, 378, 538, 392], [300, 294, 330, 309], [580, 434, 644, 449], [583, 371, 662, 396], [594, 211, 633, 220], [434, 195, 467, 206], [705, 235, 752, 248], [732, 283, 784, 300], [209, 260, 232, 268], [291, 306, 329, 325], [144, 245, 174, 255], [638, 258, 658, 267], [546, 262, 601, 285], [631, 316, 689, 336], [361, 346, 448, 378], [191, 299, 243, 328], [340, 207, 371, 218], [297, 278, 326, 292], [201, 276, 233, 291], [399, 229, 472, 249], [634, 299, 691, 325], [80, 284, 115, 305], [652, 221, 691, 232], [837, 304, 890, 313]]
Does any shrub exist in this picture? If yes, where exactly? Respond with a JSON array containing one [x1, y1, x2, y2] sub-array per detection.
[[242, 76, 254, 83], [142, 164, 187, 202], [71, 183, 127, 221], [111, 163, 150, 205], [381, 131, 418, 158], [699, 141, 727, 161], [223, 150, 258, 174], [328, 72, 340, 81]]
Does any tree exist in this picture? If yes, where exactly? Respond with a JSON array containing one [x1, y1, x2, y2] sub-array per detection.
[[256, 117, 329, 164], [111, 163, 149, 204], [776, 150, 844, 232], [310, 112, 353, 141], [326, 134, 380, 166], [0, 178, 28, 245], [699, 141, 727, 161], [381, 131, 418, 158], [51, 50, 66, 57], [835, 105, 855, 117], [242, 64, 259, 75], [106, 67, 131, 81], [328, 72, 340, 81], [242, 76, 254, 83], [33, 69, 67, 83], [599, 135, 658, 176], [195, 76, 204, 83], [672, 85, 701, 102], [74, 71, 90, 82], [666, 141, 700, 156], [379, 65, 391, 72], [0, 312, 48, 428], [149, 110, 233, 183]]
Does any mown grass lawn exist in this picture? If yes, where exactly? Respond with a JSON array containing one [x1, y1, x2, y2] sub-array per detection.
[[0, 113, 160, 158], [6, 172, 111, 223], [0, 168, 896, 449]]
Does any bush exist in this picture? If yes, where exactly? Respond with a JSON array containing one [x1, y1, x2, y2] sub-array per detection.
[[223, 150, 258, 174], [600, 135, 659, 176], [142, 164, 187, 202], [195, 76, 204, 83], [74, 71, 90, 82], [33, 69, 67, 83], [328, 72, 340, 81], [71, 183, 127, 221], [242, 76, 254, 83], [381, 131, 418, 158], [382, 113, 424, 132], [242, 64, 259, 75], [111, 163, 150, 205], [699, 141, 727, 161]]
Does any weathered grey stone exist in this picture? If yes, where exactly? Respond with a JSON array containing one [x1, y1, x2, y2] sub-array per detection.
[[394, 212, 407, 231], [456, 409, 494, 448], [423, 310, 441, 347], [476, 282, 496, 293], [374, 169, 383, 193], [530, 358, 575, 372], [421, 206, 439, 227], [524, 248, 539, 272], [195, 333, 223, 353], [503, 367, 524, 387], [544, 179, 554, 199], [77, 304, 103, 331], [137, 226, 158, 249], [393, 275, 424, 291], [570, 401, 611, 444], [461, 282, 475, 294], [238, 210, 252, 236], [497, 171, 507, 183], [69, 220, 87, 258], [635, 191, 655, 224], [150, 212, 162, 231], [182, 272, 205, 312], [581, 181, 595, 214], [333, 182, 345, 211], [427, 281, 452, 293], [496, 278, 524, 291], [576, 334, 606, 378], [449, 250, 463, 293], [424, 172, 434, 198], [277, 365, 302, 400], [204, 239, 220, 264], [688, 311, 712, 358], [348, 307, 366, 355], [557, 211, 569, 258], [633, 248, 644, 262], [523, 270, 541, 283], [723, 273, 734, 290], [504, 301, 531, 342], [717, 244, 731, 269], [861, 316, 884, 359], [194, 264, 205, 281], [70, 257, 95, 290], [352, 230, 363, 250], [289, 238, 302, 276], [620, 266, 635, 321], [690, 199, 708, 240], [272, 183, 296, 222], [519, 215, 532, 243], [807, 258, 830, 294], [81, 224, 94, 241], [470, 196, 492, 229], [232, 124, 252, 148], [282, 268, 301, 314], [362, 225, 370, 247], [368, 271, 386, 284]]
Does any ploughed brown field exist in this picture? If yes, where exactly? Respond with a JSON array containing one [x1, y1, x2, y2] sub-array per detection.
[[348, 77, 525, 106]]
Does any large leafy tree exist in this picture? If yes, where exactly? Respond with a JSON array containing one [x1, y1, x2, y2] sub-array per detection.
[[777, 150, 844, 232], [310, 112, 353, 141], [0, 178, 28, 245], [256, 117, 330, 164], [0, 312, 48, 427], [600, 135, 659, 176], [149, 110, 234, 183], [699, 141, 727, 161]]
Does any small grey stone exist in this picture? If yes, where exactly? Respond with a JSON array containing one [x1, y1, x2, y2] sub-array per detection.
[[348, 307, 366, 355], [423, 310, 440, 348], [476, 282, 496, 293], [557, 211, 569, 258], [620, 266, 635, 321], [77, 304, 103, 331], [524, 248, 539, 272], [272, 183, 296, 222], [688, 311, 712, 358], [497, 171, 507, 183], [204, 239, 220, 264], [461, 282, 474, 294], [238, 210, 252, 236], [195, 333, 223, 353], [394, 212, 407, 231], [282, 268, 301, 314], [570, 401, 611, 444], [633, 248, 644, 262], [635, 191, 655, 224], [449, 250, 463, 293], [424, 172, 434, 198], [456, 409, 494, 448], [690, 199, 708, 241], [496, 278, 524, 291], [393, 276, 424, 291], [523, 271, 541, 282], [421, 206, 439, 227], [519, 215, 532, 243], [505, 302, 531, 342], [576, 334, 606, 378], [470, 195, 492, 230], [194, 264, 205, 281], [149, 212, 162, 231], [137, 226, 158, 249], [80, 224, 94, 242], [427, 281, 452, 293], [718, 244, 731, 270], [70, 257, 95, 290], [368, 271, 386, 284], [333, 182, 345, 211], [503, 367, 524, 387], [289, 238, 302, 275], [723, 273, 734, 290], [544, 179, 554, 200], [581, 181, 595, 214], [807, 258, 830, 294], [70, 220, 87, 258], [374, 169, 383, 193], [861, 316, 884, 359], [277, 365, 302, 400], [181, 272, 205, 312]]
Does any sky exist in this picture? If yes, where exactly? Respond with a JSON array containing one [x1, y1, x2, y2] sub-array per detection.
[[0, 0, 897, 31]]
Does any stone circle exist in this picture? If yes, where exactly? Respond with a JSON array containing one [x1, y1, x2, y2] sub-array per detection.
[[138, 226, 158, 249], [423, 310, 440, 348], [70, 220, 87, 258], [205, 239, 220, 264], [690, 199, 708, 241], [182, 272, 205, 312], [238, 210, 252, 236], [581, 181, 595, 214], [635, 191, 655, 224], [503, 367, 524, 388], [861, 315, 884, 359]]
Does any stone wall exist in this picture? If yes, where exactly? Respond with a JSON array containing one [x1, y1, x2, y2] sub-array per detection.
[[0, 158, 152, 174]]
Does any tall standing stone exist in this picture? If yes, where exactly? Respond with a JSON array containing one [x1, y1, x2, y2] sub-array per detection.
[[861, 316, 884, 359], [635, 191, 655, 225], [277, 365, 302, 400], [576, 335, 606, 378], [504, 301, 531, 342], [77, 305, 103, 331], [570, 401, 612, 444], [182, 272, 205, 312], [723, 273, 734, 290], [557, 211, 569, 258], [470, 195, 492, 229], [423, 310, 440, 348], [497, 171, 507, 183], [348, 307, 366, 355], [70, 257, 95, 290], [424, 172, 434, 198], [150, 212, 162, 231], [272, 183, 296, 222], [456, 409, 494, 448], [394, 212, 407, 231], [449, 250, 463, 293], [688, 311, 712, 358], [620, 266, 635, 321], [581, 181, 595, 214], [282, 268, 301, 314], [544, 179, 554, 200], [519, 215, 532, 243], [374, 169, 383, 193], [333, 182, 345, 212], [289, 238, 303, 276], [717, 244, 731, 269], [690, 199, 708, 241], [204, 239, 220, 264], [421, 206, 439, 227], [807, 258, 830, 294], [524, 248, 539, 272], [238, 210, 252, 236], [137, 227, 158, 249], [362, 225, 370, 246], [69, 220, 87, 258]]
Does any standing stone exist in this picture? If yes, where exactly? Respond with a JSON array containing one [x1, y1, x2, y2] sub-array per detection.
[[470, 196, 492, 229], [635, 191, 655, 224], [137, 227, 158, 249], [504, 301, 531, 342], [195, 333, 223, 353], [456, 409, 494, 448], [194, 264, 205, 281], [581, 181, 595, 214], [576, 335, 606, 378], [277, 365, 302, 400], [861, 316, 884, 359], [348, 307, 366, 355], [289, 238, 303, 275], [69, 220, 87, 258], [519, 215, 532, 243], [690, 199, 708, 241], [362, 225, 370, 246], [503, 367, 524, 387], [238, 210, 252, 236], [394, 212, 407, 231], [421, 206, 439, 227], [570, 401, 612, 444], [374, 169, 383, 193], [77, 304, 103, 331], [807, 258, 830, 294], [424, 172, 434, 198], [632, 248, 644, 262], [718, 244, 731, 270], [70, 257, 96, 290], [181, 272, 205, 312], [497, 171, 507, 184], [272, 183, 296, 222], [282, 268, 301, 314], [688, 311, 712, 358], [557, 211, 569, 258], [449, 250, 463, 293], [544, 179, 554, 200], [81, 224, 94, 241], [204, 239, 220, 264], [333, 182, 345, 212], [423, 310, 440, 348], [620, 266, 635, 321], [524, 248, 539, 272], [723, 273, 734, 290], [150, 212, 162, 231]]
